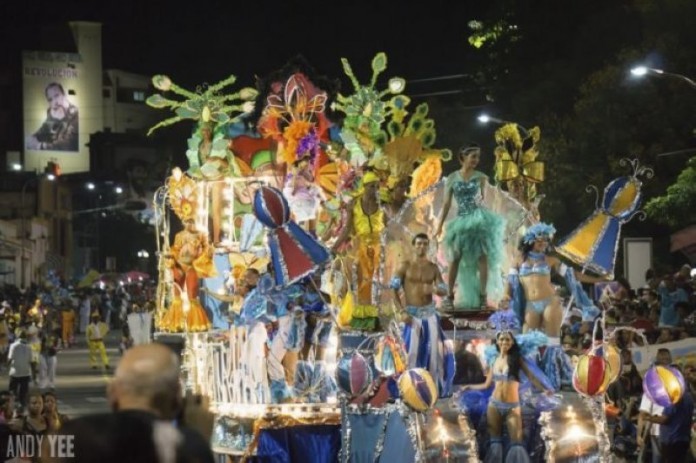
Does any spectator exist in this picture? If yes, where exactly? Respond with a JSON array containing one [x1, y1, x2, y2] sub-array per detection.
[[658, 274, 688, 328], [13, 390, 48, 438], [8, 330, 32, 410], [42, 391, 69, 431], [638, 348, 672, 463], [86, 312, 110, 371], [656, 328, 673, 345], [675, 264, 693, 295], [55, 343, 215, 463], [38, 330, 59, 390], [643, 387, 694, 460], [645, 268, 660, 290], [631, 303, 655, 334], [60, 304, 75, 348], [676, 301, 696, 335]]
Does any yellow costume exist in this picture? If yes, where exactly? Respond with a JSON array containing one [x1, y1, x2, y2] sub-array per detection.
[[160, 227, 216, 332], [86, 319, 109, 369], [160, 169, 216, 332], [351, 190, 384, 315]]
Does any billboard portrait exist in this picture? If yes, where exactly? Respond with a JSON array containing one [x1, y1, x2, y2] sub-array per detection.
[[23, 52, 81, 152]]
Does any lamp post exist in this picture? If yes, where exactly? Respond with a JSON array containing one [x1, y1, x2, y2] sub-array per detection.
[[630, 66, 696, 90], [20, 174, 54, 288], [477, 113, 530, 135]]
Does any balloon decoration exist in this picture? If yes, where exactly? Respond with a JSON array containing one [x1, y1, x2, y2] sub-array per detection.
[[252, 186, 330, 286], [643, 365, 686, 408], [336, 353, 373, 397], [572, 353, 612, 397], [398, 368, 438, 412], [373, 335, 407, 377], [594, 343, 621, 384]]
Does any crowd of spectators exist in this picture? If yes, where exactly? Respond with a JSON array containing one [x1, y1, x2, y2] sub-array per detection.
[[558, 264, 696, 461]]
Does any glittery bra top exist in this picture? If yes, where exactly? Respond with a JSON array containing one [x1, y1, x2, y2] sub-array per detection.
[[449, 171, 483, 216]]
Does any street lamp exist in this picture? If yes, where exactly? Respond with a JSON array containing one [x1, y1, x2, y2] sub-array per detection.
[[115, 186, 123, 194], [86, 182, 95, 190], [477, 113, 530, 135], [630, 66, 696, 89], [137, 250, 149, 259], [20, 174, 55, 288], [11, 163, 22, 171]]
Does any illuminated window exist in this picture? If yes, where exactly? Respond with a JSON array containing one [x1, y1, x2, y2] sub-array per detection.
[[133, 91, 145, 101]]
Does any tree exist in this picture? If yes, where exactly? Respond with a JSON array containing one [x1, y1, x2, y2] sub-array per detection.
[[645, 156, 696, 228]]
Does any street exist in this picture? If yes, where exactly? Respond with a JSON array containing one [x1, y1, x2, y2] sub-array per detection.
[[2, 331, 121, 418]]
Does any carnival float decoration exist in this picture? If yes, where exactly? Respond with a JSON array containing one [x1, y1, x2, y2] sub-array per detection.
[[140, 48, 653, 461]]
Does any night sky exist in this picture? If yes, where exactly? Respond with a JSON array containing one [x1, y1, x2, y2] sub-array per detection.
[[4, 1, 487, 90]]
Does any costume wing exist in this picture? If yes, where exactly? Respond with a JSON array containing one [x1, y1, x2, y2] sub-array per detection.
[[378, 180, 531, 305], [376, 181, 447, 307]]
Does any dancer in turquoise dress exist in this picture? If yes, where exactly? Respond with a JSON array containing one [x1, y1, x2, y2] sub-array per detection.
[[435, 144, 506, 309]]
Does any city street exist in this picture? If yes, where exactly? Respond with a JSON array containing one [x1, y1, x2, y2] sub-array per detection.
[[2, 331, 121, 418]]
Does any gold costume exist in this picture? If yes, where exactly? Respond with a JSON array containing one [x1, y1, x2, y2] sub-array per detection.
[[351, 198, 384, 316], [160, 228, 216, 332]]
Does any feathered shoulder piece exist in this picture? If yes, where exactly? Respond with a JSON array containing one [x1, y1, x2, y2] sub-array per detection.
[[167, 168, 198, 221]]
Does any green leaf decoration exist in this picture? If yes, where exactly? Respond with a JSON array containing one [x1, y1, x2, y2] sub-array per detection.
[[146, 116, 184, 136], [187, 136, 201, 151], [175, 107, 198, 119], [208, 75, 237, 94], [440, 148, 453, 162], [370, 52, 388, 87], [146, 94, 170, 109], [152, 75, 172, 91], [340, 58, 360, 90], [421, 129, 436, 148], [408, 118, 424, 134], [424, 120, 435, 130], [387, 120, 404, 139], [392, 95, 411, 110], [374, 132, 387, 147], [215, 113, 230, 124], [415, 103, 429, 116]]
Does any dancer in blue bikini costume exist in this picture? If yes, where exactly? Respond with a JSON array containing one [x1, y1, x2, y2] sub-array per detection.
[[435, 144, 506, 309], [504, 223, 608, 335], [463, 330, 553, 463]]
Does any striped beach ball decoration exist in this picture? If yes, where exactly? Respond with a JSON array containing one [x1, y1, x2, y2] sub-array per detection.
[[573, 354, 612, 397], [643, 365, 686, 408], [398, 368, 438, 412], [594, 343, 621, 384], [336, 352, 373, 397]]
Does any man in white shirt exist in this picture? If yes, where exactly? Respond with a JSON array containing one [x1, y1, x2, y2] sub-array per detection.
[[8, 330, 32, 410], [638, 348, 672, 463]]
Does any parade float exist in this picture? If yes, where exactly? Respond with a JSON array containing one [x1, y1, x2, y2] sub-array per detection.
[[142, 52, 657, 462]]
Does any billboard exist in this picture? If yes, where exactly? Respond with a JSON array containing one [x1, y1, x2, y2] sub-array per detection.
[[23, 50, 94, 173]]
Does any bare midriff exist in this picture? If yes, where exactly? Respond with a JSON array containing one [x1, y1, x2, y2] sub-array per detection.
[[519, 274, 555, 302]]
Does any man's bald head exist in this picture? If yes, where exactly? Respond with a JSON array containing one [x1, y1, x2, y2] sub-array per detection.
[[108, 343, 181, 419]]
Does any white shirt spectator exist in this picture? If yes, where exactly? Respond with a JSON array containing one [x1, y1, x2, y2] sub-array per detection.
[[8, 339, 32, 378], [640, 393, 664, 436]]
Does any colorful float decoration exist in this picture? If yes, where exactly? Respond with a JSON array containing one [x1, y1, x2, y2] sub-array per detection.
[[140, 52, 651, 463]]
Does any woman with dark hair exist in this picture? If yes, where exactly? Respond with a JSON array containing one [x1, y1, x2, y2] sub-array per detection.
[[434, 144, 506, 309], [505, 223, 608, 336], [462, 331, 552, 462], [42, 391, 69, 431]]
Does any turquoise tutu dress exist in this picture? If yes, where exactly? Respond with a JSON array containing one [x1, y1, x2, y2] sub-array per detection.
[[444, 170, 506, 308]]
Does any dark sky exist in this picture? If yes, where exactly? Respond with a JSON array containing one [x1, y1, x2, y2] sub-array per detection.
[[4, 0, 488, 89]]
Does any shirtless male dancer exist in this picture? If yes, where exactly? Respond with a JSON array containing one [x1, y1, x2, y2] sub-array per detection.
[[391, 233, 454, 397]]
